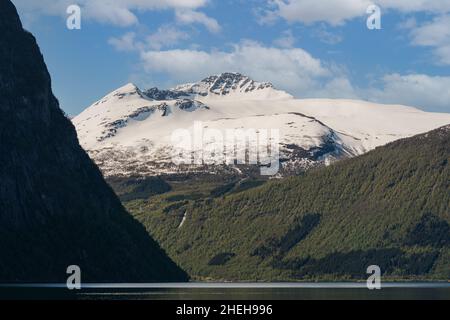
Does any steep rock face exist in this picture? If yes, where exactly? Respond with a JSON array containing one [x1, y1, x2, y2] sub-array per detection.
[[0, 0, 187, 282]]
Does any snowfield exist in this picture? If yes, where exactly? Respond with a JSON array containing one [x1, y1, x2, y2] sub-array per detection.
[[73, 73, 450, 177]]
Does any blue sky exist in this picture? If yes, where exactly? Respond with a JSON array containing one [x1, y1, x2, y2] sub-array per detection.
[[12, 0, 450, 115]]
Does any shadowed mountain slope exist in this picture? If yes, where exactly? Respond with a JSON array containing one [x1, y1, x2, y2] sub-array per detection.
[[0, 0, 187, 282]]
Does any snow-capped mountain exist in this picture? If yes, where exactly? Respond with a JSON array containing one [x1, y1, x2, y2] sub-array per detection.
[[142, 73, 293, 103], [73, 73, 450, 177]]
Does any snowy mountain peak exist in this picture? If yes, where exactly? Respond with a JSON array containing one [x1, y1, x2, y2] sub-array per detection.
[[186, 72, 273, 94], [73, 75, 450, 178], [110, 83, 143, 97], [92, 83, 149, 108], [172, 72, 293, 100], [140, 73, 293, 101]]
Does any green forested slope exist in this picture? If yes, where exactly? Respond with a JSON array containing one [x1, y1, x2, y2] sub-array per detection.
[[128, 125, 450, 281]]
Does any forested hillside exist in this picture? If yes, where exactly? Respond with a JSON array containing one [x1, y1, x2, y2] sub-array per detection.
[[127, 125, 450, 281]]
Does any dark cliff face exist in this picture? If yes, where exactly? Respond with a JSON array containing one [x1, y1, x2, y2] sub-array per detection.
[[0, 0, 188, 282]]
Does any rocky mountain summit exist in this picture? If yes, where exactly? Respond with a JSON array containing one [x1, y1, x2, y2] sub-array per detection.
[[144, 72, 289, 101]]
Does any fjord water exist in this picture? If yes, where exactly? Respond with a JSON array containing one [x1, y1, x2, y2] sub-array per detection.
[[78, 283, 450, 300], [2, 283, 449, 299]]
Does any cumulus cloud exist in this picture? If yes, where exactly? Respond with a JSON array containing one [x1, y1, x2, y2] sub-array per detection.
[[260, 0, 450, 66], [108, 32, 139, 52], [273, 30, 296, 48], [139, 41, 333, 94], [114, 37, 448, 112], [368, 73, 450, 113], [147, 25, 190, 50], [379, 0, 450, 13], [109, 25, 190, 53], [83, 1, 139, 26], [411, 15, 450, 46], [312, 24, 343, 44], [410, 15, 450, 65], [13, 0, 212, 27], [15, 0, 450, 113], [175, 9, 221, 33], [268, 0, 370, 26], [263, 0, 450, 25]]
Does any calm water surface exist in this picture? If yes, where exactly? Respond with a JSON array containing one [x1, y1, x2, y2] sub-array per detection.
[[2, 282, 449, 300], [79, 282, 450, 300]]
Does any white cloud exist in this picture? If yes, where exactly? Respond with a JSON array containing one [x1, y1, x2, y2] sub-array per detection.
[[147, 25, 190, 50], [312, 24, 343, 44], [379, 0, 450, 13], [410, 15, 450, 65], [137, 40, 450, 112], [269, 0, 370, 26], [273, 30, 296, 48], [83, 1, 139, 26], [175, 9, 221, 33], [139, 41, 332, 94], [13, 0, 211, 27], [109, 25, 190, 53], [264, 0, 450, 26], [368, 73, 450, 113], [254, 7, 279, 26], [108, 32, 139, 52], [14, 0, 450, 113], [434, 45, 450, 65], [397, 17, 417, 30], [261, 0, 450, 65], [411, 15, 450, 46], [133, 39, 450, 112]]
